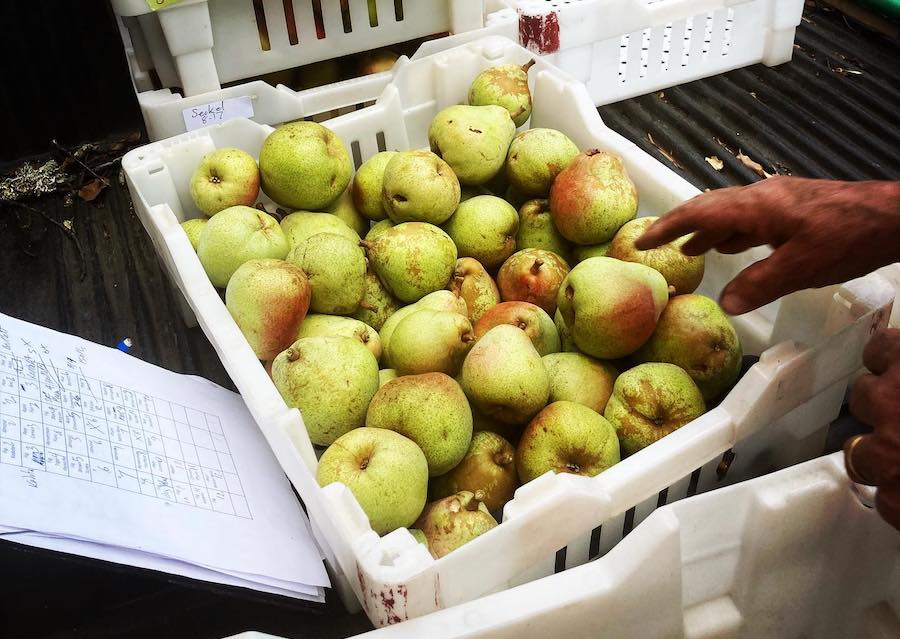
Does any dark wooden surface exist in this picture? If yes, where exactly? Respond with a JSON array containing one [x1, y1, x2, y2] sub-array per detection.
[[0, 3, 897, 638]]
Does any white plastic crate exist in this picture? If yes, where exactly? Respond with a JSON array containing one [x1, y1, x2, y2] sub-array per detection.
[[505, 0, 805, 105], [121, 37, 895, 626], [111, 0, 514, 140], [230, 452, 900, 638]]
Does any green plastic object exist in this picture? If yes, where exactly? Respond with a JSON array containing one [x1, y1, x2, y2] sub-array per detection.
[[855, 0, 900, 21]]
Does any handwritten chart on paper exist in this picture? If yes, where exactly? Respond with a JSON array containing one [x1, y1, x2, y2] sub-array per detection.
[[0, 313, 328, 600]]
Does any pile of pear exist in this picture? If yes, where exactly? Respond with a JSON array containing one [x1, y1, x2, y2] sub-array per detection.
[[180, 60, 742, 559]]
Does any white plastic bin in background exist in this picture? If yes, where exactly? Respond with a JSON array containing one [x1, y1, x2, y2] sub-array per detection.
[[111, 0, 512, 140], [121, 38, 895, 626], [228, 453, 900, 638]]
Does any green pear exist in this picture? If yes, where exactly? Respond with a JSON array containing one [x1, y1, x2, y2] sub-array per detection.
[[448, 258, 501, 323], [352, 151, 397, 221], [351, 269, 401, 331], [516, 401, 620, 484], [378, 369, 398, 387], [357, 47, 399, 75], [381, 150, 461, 224], [506, 129, 579, 197], [542, 353, 617, 413], [317, 427, 427, 535], [468, 60, 535, 127], [366, 372, 473, 476], [633, 294, 742, 400], [553, 309, 576, 353], [197, 205, 289, 288], [296, 314, 381, 361], [461, 324, 550, 424], [516, 199, 571, 261], [189, 148, 260, 217], [474, 301, 560, 356], [288, 232, 366, 314], [550, 150, 638, 244], [181, 218, 207, 251], [430, 431, 517, 512], [442, 195, 518, 269], [608, 217, 705, 295], [572, 242, 611, 264], [497, 248, 570, 315], [365, 219, 395, 240], [604, 362, 705, 456], [379, 290, 467, 366], [414, 491, 498, 558], [226, 259, 311, 361], [273, 336, 379, 445], [386, 310, 474, 377], [281, 210, 360, 249], [409, 528, 428, 546], [428, 105, 516, 186], [325, 186, 369, 237], [259, 121, 351, 210], [363, 222, 458, 303], [557, 257, 668, 359]]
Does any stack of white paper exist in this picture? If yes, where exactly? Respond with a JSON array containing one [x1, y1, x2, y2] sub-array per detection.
[[0, 313, 329, 601]]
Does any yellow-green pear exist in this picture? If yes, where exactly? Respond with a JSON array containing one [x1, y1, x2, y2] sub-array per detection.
[[550, 150, 638, 245], [379, 290, 467, 365], [542, 353, 617, 413], [352, 151, 397, 221], [317, 428, 427, 535], [351, 269, 402, 331], [430, 431, 517, 511], [516, 199, 571, 261], [273, 336, 379, 445], [325, 186, 369, 237], [517, 401, 620, 484], [497, 248, 570, 315], [281, 210, 360, 249], [554, 309, 578, 353], [461, 324, 550, 424], [572, 242, 612, 263], [473, 301, 560, 356], [189, 147, 260, 217], [604, 363, 705, 456], [296, 314, 381, 361], [363, 222, 457, 303], [414, 491, 498, 558], [506, 129, 579, 197], [633, 294, 742, 400], [197, 205, 289, 288], [442, 195, 519, 269], [468, 60, 535, 127], [557, 257, 668, 359], [226, 259, 310, 361], [365, 219, 394, 240], [409, 528, 428, 546], [181, 218, 207, 251], [288, 232, 366, 314], [378, 369, 398, 387], [448, 258, 501, 323], [608, 216, 705, 295], [428, 104, 516, 186], [386, 310, 474, 377], [381, 151, 461, 225], [259, 121, 351, 210], [366, 373, 473, 476]]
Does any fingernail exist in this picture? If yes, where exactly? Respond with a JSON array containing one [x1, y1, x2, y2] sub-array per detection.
[[720, 293, 747, 315]]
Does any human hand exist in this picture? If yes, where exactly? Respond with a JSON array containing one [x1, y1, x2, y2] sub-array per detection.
[[845, 328, 900, 531], [635, 177, 900, 314]]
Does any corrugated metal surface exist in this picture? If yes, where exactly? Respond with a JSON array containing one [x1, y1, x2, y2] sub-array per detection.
[[0, 3, 897, 638]]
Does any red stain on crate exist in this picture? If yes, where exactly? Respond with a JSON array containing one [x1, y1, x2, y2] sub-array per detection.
[[519, 10, 560, 54]]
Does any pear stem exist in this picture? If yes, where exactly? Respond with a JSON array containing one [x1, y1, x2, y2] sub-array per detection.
[[522, 59, 536, 73], [470, 490, 486, 507], [530, 259, 544, 275], [358, 239, 372, 250], [494, 451, 514, 467]]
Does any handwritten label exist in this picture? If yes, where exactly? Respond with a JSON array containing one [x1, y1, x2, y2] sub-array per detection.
[[182, 96, 254, 132], [147, 0, 183, 10]]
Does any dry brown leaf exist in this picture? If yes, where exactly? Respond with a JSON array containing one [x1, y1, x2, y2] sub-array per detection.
[[646, 133, 684, 169], [705, 155, 724, 171], [736, 151, 773, 179], [78, 179, 106, 202]]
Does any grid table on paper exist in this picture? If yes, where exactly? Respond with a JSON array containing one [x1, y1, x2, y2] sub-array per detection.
[[0, 350, 250, 519]]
